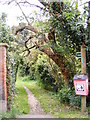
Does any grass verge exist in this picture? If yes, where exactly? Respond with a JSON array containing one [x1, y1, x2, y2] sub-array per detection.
[[0, 79, 30, 119], [0, 107, 18, 119], [12, 79, 29, 115]]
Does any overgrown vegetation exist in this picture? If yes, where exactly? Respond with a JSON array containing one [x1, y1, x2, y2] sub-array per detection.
[[0, 13, 17, 110], [12, 78, 29, 115], [0, 78, 29, 119], [0, 0, 89, 116], [19, 52, 81, 108], [0, 107, 17, 119], [23, 79, 88, 118], [58, 86, 81, 108]]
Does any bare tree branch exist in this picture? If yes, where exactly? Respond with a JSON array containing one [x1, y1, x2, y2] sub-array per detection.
[[15, 0, 38, 33], [24, 34, 34, 55], [7, 0, 15, 5], [14, 5, 49, 44], [38, 0, 49, 7], [18, 1, 45, 10], [15, 0, 29, 24], [15, 26, 26, 35], [23, 45, 36, 53]]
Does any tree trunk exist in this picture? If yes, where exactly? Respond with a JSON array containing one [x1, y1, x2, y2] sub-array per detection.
[[41, 48, 73, 85], [15, 3, 75, 85]]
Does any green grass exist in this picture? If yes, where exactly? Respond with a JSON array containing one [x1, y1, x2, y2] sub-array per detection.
[[0, 107, 18, 119], [12, 79, 29, 115], [2, 77, 88, 118], [23, 80, 89, 118], [0, 78, 29, 119]]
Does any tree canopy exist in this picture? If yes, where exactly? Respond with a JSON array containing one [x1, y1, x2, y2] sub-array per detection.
[[0, 0, 90, 111], [6, 0, 89, 85]]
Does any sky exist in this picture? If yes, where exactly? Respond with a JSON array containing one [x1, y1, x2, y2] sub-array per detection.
[[0, 0, 89, 27], [0, 0, 43, 26]]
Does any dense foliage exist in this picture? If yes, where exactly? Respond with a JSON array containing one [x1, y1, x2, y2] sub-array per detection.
[[58, 86, 81, 108], [10, 1, 89, 107], [0, 0, 90, 111], [0, 13, 20, 110]]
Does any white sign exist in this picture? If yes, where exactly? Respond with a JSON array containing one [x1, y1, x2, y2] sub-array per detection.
[[76, 83, 84, 91]]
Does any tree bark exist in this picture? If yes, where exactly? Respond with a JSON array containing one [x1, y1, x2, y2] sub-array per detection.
[[41, 48, 72, 85]]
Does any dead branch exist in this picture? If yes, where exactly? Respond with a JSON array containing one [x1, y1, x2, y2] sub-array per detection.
[[7, 0, 15, 5], [18, 1, 45, 10], [23, 45, 36, 53], [38, 0, 49, 7], [15, 24, 38, 35], [24, 35, 34, 55], [15, 0, 38, 34]]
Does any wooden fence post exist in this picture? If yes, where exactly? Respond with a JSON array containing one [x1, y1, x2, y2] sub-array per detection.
[[81, 43, 86, 113]]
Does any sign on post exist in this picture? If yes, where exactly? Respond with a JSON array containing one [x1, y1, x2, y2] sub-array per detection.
[[76, 52, 81, 59], [73, 74, 89, 96]]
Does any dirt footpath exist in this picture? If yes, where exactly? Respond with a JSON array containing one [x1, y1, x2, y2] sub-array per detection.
[[18, 86, 55, 118]]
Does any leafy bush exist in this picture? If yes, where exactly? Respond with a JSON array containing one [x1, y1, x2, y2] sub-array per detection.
[[29, 66, 35, 80], [58, 85, 71, 103], [19, 60, 30, 77], [58, 86, 81, 108], [19, 59, 36, 80], [69, 93, 81, 108], [37, 64, 56, 91], [1, 106, 17, 118], [34, 54, 60, 91]]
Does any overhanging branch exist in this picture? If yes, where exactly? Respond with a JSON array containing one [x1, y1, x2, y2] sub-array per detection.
[[18, 1, 45, 11], [15, 0, 38, 34], [23, 45, 36, 53]]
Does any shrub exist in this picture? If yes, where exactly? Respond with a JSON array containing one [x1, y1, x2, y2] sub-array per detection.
[[37, 64, 57, 91], [19, 59, 30, 76], [58, 85, 71, 103], [69, 89, 81, 108], [29, 66, 35, 80], [1, 106, 17, 118], [58, 86, 81, 108]]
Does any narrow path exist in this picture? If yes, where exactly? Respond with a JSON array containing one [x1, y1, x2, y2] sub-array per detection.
[[24, 86, 44, 115], [18, 86, 55, 118]]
